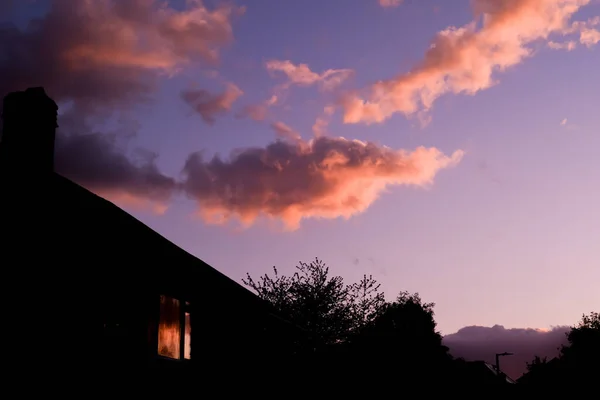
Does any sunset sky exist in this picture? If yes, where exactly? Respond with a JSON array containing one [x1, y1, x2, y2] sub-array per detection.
[[1, 0, 598, 337]]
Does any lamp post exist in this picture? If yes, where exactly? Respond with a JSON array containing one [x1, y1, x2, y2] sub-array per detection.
[[495, 352, 514, 375]]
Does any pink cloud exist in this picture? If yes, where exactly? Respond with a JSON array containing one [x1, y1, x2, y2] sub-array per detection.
[[547, 40, 578, 50], [341, 0, 594, 125], [548, 15, 600, 50], [0, 0, 243, 213], [270, 121, 302, 142], [0, 0, 244, 107], [266, 60, 353, 92], [379, 0, 403, 8], [181, 136, 463, 230], [312, 105, 336, 137], [238, 95, 278, 121]]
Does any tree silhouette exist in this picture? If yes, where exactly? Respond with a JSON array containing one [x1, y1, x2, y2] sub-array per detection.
[[345, 291, 454, 382], [519, 311, 599, 386], [244, 258, 459, 387], [243, 258, 385, 348]]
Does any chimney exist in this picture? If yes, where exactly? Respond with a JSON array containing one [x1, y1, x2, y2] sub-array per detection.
[[0, 87, 58, 181]]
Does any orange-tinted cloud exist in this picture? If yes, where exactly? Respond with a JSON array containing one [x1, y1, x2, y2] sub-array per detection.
[[342, 0, 593, 125], [0, 0, 241, 209], [181, 83, 243, 125], [547, 40, 578, 50], [0, 0, 243, 112], [181, 136, 463, 230], [379, 0, 403, 8], [312, 105, 336, 137], [270, 122, 302, 142], [237, 95, 278, 121], [240, 60, 350, 123], [548, 16, 600, 50], [266, 60, 353, 92], [61, 0, 242, 72], [573, 16, 600, 47]]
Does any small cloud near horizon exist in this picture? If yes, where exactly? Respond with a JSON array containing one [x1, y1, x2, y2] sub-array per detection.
[[444, 324, 570, 379]]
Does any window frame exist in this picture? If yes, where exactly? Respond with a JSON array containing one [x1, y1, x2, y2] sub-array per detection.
[[156, 294, 192, 362]]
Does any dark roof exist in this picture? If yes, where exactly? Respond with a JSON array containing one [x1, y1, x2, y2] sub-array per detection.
[[61, 173, 263, 299], [0, 170, 274, 317]]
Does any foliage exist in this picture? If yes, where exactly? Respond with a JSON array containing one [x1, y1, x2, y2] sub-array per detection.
[[351, 292, 450, 365], [525, 355, 548, 372], [243, 258, 385, 346], [520, 311, 599, 386], [559, 311, 600, 368], [244, 258, 454, 383]]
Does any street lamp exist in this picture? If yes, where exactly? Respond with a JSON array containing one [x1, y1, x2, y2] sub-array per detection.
[[495, 352, 514, 375]]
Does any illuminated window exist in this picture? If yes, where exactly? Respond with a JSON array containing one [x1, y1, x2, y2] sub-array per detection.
[[157, 295, 191, 360]]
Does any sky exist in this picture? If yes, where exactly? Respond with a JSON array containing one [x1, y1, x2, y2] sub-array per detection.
[[1, 0, 598, 353]]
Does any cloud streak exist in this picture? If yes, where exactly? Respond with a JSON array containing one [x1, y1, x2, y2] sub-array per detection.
[[266, 60, 353, 92], [342, 0, 594, 125], [444, 325, 570, 379]]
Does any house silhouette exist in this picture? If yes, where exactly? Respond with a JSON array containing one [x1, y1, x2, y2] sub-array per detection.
[[0, 87, 303, 379]]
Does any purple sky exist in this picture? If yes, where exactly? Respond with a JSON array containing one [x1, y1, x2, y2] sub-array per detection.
[[1, 0, 598, 341]]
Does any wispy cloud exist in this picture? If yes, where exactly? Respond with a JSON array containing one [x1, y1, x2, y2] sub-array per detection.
[[266, 60, 354, 92], [548, 40, 578, 50], [239, 60, 352, 123], [181, 82, 243, 125], [379, 0, 403, 8], [560, 117, 579, 130], [270, 121, 302, 142], [547, 15, 600, 50], [312, 105, 336, 137], [237, 95, 278, 121]]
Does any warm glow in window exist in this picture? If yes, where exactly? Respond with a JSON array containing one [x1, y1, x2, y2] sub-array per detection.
[[157, 295, 191, 360], [158, 295, 181, 359], [184, 312, 191, 360]]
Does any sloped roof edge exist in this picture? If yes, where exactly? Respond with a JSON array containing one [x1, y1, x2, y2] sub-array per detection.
[[52, 172, 263, 305]]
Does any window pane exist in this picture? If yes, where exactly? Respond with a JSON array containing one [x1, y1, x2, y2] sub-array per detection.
[[184, 312, 191, 360], [158, 295, 180, 359]]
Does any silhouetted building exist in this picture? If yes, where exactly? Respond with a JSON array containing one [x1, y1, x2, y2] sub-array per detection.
[[0, 88, 304, 377], [455, 361, 517, 385]]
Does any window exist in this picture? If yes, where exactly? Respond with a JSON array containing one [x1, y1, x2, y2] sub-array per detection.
[[157, 295, 191, 360]]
